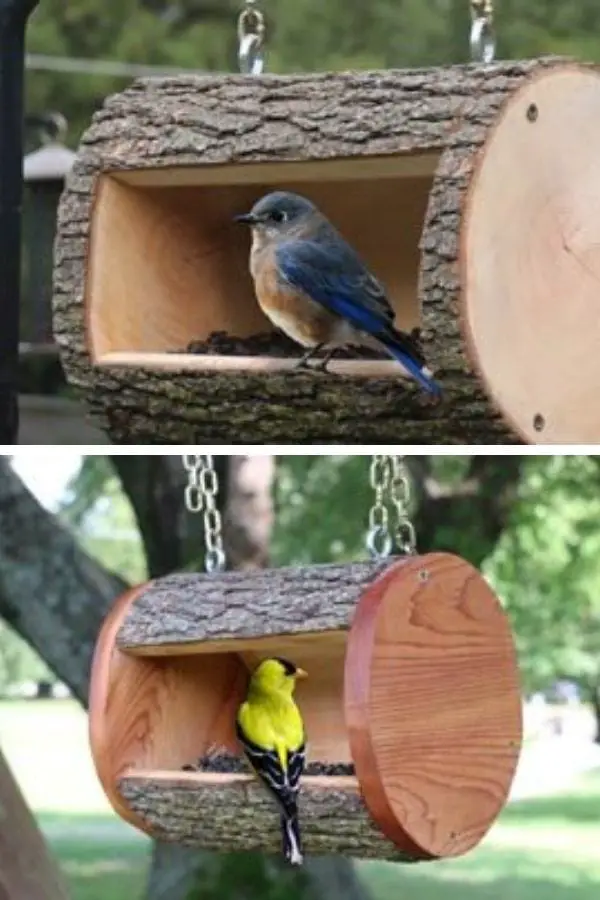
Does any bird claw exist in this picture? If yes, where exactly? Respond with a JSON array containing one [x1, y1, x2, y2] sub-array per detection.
[[292, 359, 314, 373]]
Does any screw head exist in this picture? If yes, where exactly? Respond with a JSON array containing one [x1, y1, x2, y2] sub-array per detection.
[[533, 413, 545, 432], [418, 569, 430, 582], [526, 103, 538, 122]]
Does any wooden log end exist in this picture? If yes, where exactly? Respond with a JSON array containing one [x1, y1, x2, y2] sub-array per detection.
[[346, 554, 523, 859], [462, 64, 600, 443]]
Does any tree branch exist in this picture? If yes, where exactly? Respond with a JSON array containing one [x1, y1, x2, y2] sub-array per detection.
[[0, 747, 69, 900], [0, 458, 125, 703], [110, 455, 229, 577]]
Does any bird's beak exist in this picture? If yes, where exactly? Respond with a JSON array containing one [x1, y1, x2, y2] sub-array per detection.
[[233, 212, 259, 225], [295, 668, 308, 680]]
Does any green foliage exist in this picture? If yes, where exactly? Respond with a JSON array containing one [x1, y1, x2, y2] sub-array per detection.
[[59, 456, 147, 583], [272, 455, 372, 565], [485, 456, 600, 694], [186, 852, 312, 900], [273, 455, 600, 698], [25, 0, 600, 143]]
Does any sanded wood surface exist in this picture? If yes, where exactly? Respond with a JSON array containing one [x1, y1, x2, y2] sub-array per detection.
[[119, 771, 415, 861], [462, 66, 600, 442], [89, 584, 248, 830], [346, 554, 522, 859], [53, 58, 570, 444], [116, 561, 388, 652]]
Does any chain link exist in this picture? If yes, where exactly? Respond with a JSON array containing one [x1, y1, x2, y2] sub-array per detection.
[[470, 0, 495, 64], [183, 455, 226, 573], [237, 0, 265, 75], [367, 456, 416, 560]]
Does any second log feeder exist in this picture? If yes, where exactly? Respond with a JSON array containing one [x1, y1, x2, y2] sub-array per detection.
[[89, 553, 523, 861], [53, 58, 600, 444]]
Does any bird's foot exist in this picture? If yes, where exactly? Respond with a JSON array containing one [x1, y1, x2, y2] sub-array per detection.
[[292, 358, 315, 373]]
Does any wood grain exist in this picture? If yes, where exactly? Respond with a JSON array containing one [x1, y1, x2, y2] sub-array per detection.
[[53, 58, 576, 444], [461, 65, 600, 442], [89, 583, 248, 830], [89, 557, 522, 860], [87, 174, 428, 365], [346, 553, 522, 859]]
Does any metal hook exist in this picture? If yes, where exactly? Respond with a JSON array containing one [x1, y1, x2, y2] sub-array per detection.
[[366, 525, 394, 561], [238, 31, 264, 75], [470, 15, 496, 64], [237, 3, 265, 75]]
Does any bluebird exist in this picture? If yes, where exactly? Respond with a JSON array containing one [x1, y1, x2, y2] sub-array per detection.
[[234, 191, 441, 395]]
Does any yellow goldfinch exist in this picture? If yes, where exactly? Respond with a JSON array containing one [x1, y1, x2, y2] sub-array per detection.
[[236, 657, 307, 865]]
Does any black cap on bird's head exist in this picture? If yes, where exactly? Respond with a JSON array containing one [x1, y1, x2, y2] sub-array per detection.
[[250, 657, 308, 690], [272, 656, 307, 678], [234, 191, 317, 229]]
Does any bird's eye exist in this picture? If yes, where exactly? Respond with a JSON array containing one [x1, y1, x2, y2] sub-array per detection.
[[270, 209, 287, 223]]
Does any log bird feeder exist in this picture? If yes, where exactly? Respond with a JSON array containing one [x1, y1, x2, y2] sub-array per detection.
[[52, 58, 600, 444], [89, 553, 523, 861]]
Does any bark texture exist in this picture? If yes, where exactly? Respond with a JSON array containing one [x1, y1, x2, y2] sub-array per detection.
[[117, 561, 388, 651], [53, 58, 565, 443], [0, 748, 69, 900], [120, 776, 412, 862], [0, 458, 126, 700]]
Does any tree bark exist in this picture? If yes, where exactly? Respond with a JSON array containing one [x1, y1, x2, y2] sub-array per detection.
[[0, 748, 69, 900], [121, 774, 406, 861], [53, 59, 564, 444], [117, 561, 387, 652], [0, 457, 126, 700]]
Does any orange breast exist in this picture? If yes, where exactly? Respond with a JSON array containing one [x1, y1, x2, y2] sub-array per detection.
[[253, 249, 336, 346]]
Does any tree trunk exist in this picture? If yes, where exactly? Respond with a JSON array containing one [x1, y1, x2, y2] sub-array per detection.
[[591, 685, 600, 744], [0, 457, 126, 700], [411, 456, 523, 564], [0, 748, 69, 900]]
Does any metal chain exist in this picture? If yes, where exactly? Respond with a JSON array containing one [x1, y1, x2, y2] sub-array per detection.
[[182, 455, 226, 574], [470, 0, 495, 64], [237, 0, 266, 75], [367, 456, 416, 560]]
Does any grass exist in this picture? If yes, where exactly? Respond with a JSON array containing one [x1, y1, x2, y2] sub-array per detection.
[[1, 700, 599, 900], [40, 814, 149, 900], [362, 770, 600, 900]]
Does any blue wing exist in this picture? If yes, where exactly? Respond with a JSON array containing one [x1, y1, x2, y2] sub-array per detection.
[[275, 237, 396, 337], [276, 236, 441, 396]]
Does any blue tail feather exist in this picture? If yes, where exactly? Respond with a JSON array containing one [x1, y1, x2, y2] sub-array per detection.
[[380, 336, 442, 396]]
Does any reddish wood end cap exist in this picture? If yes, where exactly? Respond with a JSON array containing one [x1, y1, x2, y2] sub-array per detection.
[[345, 552, 522, 860], [88, 583, 246, 833]]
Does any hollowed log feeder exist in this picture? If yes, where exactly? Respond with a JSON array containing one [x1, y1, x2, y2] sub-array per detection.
[[53, 58, 600, 444], [89, 552, 522, 861]]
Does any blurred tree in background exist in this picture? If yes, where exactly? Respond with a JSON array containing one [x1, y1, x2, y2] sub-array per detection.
[[25, 0, 600, 141]]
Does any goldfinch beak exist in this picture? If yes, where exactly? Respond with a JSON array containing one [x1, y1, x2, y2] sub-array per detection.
[[295, 668, 308, 680]]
